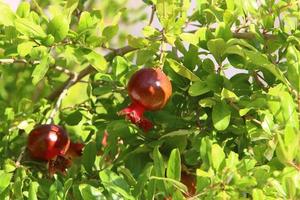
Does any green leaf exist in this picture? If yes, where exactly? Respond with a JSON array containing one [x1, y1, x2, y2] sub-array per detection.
[[149, 176, 188, 194], [0, 171, 12, 194], [286, 46, 300, 92], [133, 165, 153, 197], [17, 41, 35, 57], [211, 144, 225, 171], [167, 149, 181, 181], [28, 181, 39, 200], [78, 11, 101, 33], [32, 56, 49, 85], [79, 184, 105, 200], [48, 15, 69, 42], [99, 169, 134, 200], [15, 18, 47, 38], [112, 56, 129, 78], [153, 146, 165, 177], [0, 2, 15, 26], [103, 25, 119, 41], [82, 142, 97, 173], [189, 81, 210, 96], [84, 50, 107, 72], [221, 88, 239, 102], [207, 38, 226, 63], [212, 101, 231, 131], [167, 58, 201, 81], [16, 2, 30, 18]]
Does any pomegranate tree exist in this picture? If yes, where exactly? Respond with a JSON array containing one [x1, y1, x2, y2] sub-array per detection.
[[119, 67, 172, 131]]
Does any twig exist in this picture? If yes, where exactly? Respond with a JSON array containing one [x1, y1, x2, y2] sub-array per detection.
[[47, 45, 137, 101], [148, 5, 156, 26], [46, 71, 78, 124], [15, 147, 26, 167], [253, 71, 269, 91], [228, 101, 262, 125]]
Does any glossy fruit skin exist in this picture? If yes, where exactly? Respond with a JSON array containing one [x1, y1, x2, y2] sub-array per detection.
[[119, 68, 172, 131], [27, 124, 70, 161], [128, 68, 172, 111]]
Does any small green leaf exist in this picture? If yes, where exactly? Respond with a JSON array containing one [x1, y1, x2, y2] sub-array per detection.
[[15, 18, 47, 38], [28, 181, 39, 200], [48, 15, 69, 42], [99, 169, 134, 200], [167, 58, 201, 81], [189, 81, 210, 96], [207, 38, 226, 63], [32, 56, 49, 85], [79, 184, 105, 200], [0, 2, 15, 26], [16, 2, 30, 18], [84, 50, 107, 72], [82, 142, 97, 173], [0, 170, 12, 194], [221, 88, 239, 102], [103, 25, 119, 41], [167, 149, 181, 181], [17, 41, 35, 57], [212, 101, 231, 131], [211, 144, 225, 171]]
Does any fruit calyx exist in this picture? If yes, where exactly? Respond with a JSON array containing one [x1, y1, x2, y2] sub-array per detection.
[[119, 101, 153, 131], [119, 67, 172, 131]]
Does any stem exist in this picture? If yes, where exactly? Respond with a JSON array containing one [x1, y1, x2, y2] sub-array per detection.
[[46, 72, 78, 124], [15, 147, 26, 167], [148, 5, 156, 26], [159, 30, 166, 67]]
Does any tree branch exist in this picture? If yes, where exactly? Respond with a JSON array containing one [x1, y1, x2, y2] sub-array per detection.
[[47, 45, 137, 101], [46, 71, 78, 124]]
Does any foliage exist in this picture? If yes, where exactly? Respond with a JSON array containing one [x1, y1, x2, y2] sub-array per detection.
[[0, 0, 300, 199]]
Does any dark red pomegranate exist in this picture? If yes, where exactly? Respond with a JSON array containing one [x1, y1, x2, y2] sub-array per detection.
[[27, 124, 70, 161], [119, 68, 172, 131]]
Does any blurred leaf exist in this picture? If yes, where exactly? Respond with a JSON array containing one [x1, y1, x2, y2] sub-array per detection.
[[28, 181, 39, 200], [99, 169, 134, 200], [167, 148, 181, 181], [0, 2, 15, 26], [79, 184, 105, 200], [84, 50, 107, 72], [17, 41, 35, 57], [189, 81, 210, 96], [15, 18, 46, 38], [82, 142, 97, 173], [48, 15, 69, 42], [211, 144, 225, 171], [16, 2, 30, 18], [0, 171, 12, 194], [167, 58, 201, 81], [212, 101, 231, 131], [31, 56, 49, 85]]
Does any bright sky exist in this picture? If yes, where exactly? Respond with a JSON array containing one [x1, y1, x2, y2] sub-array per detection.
[[3, 0, 20, 11]]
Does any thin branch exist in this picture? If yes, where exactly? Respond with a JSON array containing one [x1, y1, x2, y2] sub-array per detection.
[[148, 5, 156, 26], [253, 71, 269, 91], [15, 147, 26, 167], [46, 71, 78, 124], [47, 45, 137, 101], [228, 101, 262, 126]]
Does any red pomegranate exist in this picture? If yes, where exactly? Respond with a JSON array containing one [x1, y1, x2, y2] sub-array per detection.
[[27, 124, 70, 161], [119, 67, 172, 131]]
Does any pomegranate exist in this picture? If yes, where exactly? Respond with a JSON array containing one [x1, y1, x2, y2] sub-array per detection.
[[27, 124, 70, 161], [119, 68, 172, 131]]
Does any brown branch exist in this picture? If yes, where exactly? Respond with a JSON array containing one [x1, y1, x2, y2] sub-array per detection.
[[148, 5, 156, 26], [47, 45, 137, 101], [46, 71, 78, 124]]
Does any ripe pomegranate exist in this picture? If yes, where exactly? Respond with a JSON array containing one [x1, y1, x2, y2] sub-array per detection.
[[27, 124, 70, 161], [119, 68, 172, 131]]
